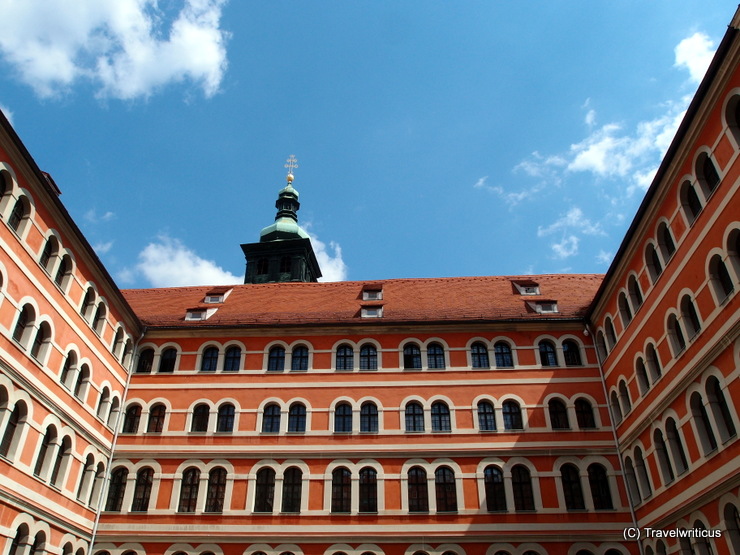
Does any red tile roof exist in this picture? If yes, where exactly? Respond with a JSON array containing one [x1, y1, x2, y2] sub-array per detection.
[[122, 274, 604, 328]]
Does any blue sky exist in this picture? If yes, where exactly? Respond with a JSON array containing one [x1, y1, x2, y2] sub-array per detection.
[[0, 1, 736, 288]]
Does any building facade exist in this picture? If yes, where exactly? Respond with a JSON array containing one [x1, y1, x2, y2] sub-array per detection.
[[1, 8, 740, 555]]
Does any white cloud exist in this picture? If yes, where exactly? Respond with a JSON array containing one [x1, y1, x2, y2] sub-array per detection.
[[675, 32, 715, 83], [93, 240, 114, 255], [306, 231, 348, 282], [0, 0, 229, 99], [596, 250, 613, 265], [537, 207, 604, 237], [127, 234, 241, 287], [84, 208, 116, 223], [473, 176, 489, 189], [551, 235, 579, 259]]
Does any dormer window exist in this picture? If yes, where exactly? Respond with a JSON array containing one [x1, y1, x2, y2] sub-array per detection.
[[203, 287, 232, 304], [361, 306, 383, 318], [512, 280, 540, 296], [185, 307, 218, 321], [363, 289, 383, 301], [531, 301, 558, 314]]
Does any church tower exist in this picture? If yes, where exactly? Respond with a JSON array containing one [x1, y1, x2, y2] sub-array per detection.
[[240, 156, 322, 283]]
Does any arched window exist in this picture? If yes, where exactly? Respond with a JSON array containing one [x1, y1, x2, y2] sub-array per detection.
[[477, 400, 496, 431], [431, 401, 451, 432], [334, 402, 353, 433], [60, 351, 76, 387], [697, 153, 721, 197], [588, 463, 614, 510], [634, 447, 652, 499], [408, 466, 428, 512], [200, 346, 219, 372], [709, 254, 734, 303], [723, 502, 740, 554], [0, 401, 25, 460], [657, 222, 676, 263], [618, 292, 632, 327], [619, 380, 632, 414], [80, 287, 96, 320], [96, 386, 111, 420], [12, 304, 34, 345], [331, 467, 351, 513], [502, 400, 523, 430], [262, 403, 281, 433], [360, 402, 378, 433], [435, 466, 457, 512], [665, 418, 689, 475], [336, 344, 354, 370], [646, 243, 663, 283], [548, 399, 569, 429], [680, 295, 702, 339], [427, 342, 446, 369], [595, 330, 608, 360], [267, 346, 285, 371], [403, 343, 422, 369], [654, 429, 675, 485], [624, 457, 641, 504], [205, 467, 227, 513], [628, 274, 643, 310], [706, 376, 737, 442], [147, 403, 166, 433], [636, 357, 650, 395], [291, 345, 309, 371], [287, 402, 306, 432], [33, 426, 55, 477], [610, 391, 623, 424], [254, 468, 275, 512], [690, 392, 718, 455], [484, 465, 506, 511], [131, 467, 154, 512], [471, 342, 489, 368], [667, 314, 686, 356], [680, 180, 703, 224], [405, 402, 425, 432], [191, 403, 210, 432], [646, 343, 662, 383], [604, 318, 617, 350], [122, 404, 142, 433], [281, 466, 302, 513], [359, 344, 378, 370], [30, 321, 51, 361], [224, 346, 242, 371], [54, 255, 71, 288], [178, 467, 200, 512], [562, 339, 582, 366], [73, 363, 90, 400], [359, 466, 378, 512], [575, 398, 596, 429], [216, 403, 235, 432], [92, 303, 107, 334], [8, 196, 28, 232], [511, 465, 535, 511], [136, 348, 154, 374], [256, 258, 269, 275], [560, 463, 585, 510], [105, 467, 128, 511], [40, 237, 58, 270], [159, 347, 177, 373], [539, 340, 558, 367], [494, 341, 514, 368]]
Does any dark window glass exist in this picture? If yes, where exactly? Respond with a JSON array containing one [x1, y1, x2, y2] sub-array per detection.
[[336, 344, 354, 370], [217, 404, 235, 432], [334, 402, 353, 433], [178, 467, 200, 512], [484, 465, 506, 511], [360, 402, 378, 433], [200, 346, 219, 372], [539, 340, 558, 366], [405, 402, 424, 432], [224, 346, 242, 371], [254, 468, 275, 512], [12, 306, 30, 343], [548, 399, 569, 429], [427, 342, 445, 369], [575, 399, 596, 429], [703, 155, 721, 193], [408, 467, 428, 512], [359, 344, 378, 370], [262, 404, 281, 433], [588, 464, 613, 510], [291, 345, 309, 371], [105, 468, 128, 511], [288, 403, 306, 432], [191, 404, 210, 432], [331, 467, 351, 513], [205, 467, 227, 513], [562, 340, 582, 366], [477, 401, 496, 431], [136, 349, 154, 374], [147, 404, 166, 433], [159, 347, 177, 373], [359, 467, 377, 512], [494, 342, 514, 368], [8, 199, 25, 231], [54, 256, 69, 286], [281, 467, 302, 513], [403, 343, 422, 369], [471, 342, 489, 368], [502, 400, 523, 430], [131, 468, 153, 512], [512, 465, 535, 511], [434, 466, 457, 512], [431, 401, 451, 432], [267, 346, 285, 371], [122, 405, 141, 433], [561, 464, 585, 510]]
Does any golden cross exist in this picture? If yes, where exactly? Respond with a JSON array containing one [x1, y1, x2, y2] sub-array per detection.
[[284, 154, 299, 175]]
